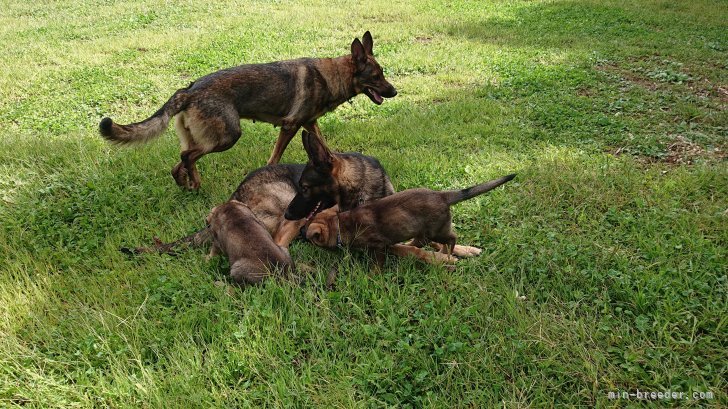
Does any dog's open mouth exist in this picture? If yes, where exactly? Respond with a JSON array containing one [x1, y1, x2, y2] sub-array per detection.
[[304, 201, 323, 221], [365, 88, 384, 105]]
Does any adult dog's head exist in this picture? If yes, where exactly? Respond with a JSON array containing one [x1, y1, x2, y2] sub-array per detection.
[[351, 31, 397, 104], [285, 131, 338, 220]]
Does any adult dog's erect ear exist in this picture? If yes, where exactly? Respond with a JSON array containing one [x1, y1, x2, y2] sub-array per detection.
[[362, 31, 373, 55], [302, 130, 333, 172], [351, 37, 367, 66]]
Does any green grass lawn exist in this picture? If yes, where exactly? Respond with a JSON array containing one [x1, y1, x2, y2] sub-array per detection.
[[1, 0, 726, 407]]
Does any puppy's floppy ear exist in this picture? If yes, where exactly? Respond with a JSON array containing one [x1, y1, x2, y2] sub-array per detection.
[[351, 37, 367, 66], [302, 130, 334, 172], [305, 224, 323, 243], [362, 31, 373, 55]]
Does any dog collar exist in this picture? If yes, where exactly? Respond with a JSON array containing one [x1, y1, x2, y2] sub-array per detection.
[[335, 212, 344, 249]]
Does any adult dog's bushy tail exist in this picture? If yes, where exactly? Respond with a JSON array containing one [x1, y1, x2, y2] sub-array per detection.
[[99, 87, 190, 145], [443, 174, 516, 205]]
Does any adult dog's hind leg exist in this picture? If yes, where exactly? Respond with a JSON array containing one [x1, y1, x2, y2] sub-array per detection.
[[181, 107, 242, 190], [172, 115, 193, 187], [180, 148, 210, 190]]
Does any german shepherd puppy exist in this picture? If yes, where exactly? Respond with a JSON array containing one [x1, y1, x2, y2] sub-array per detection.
[[284, 130, 395, 220], [207, 200, 293, 285], [99, 31, 397, 190], [304, 174, 516, 259]]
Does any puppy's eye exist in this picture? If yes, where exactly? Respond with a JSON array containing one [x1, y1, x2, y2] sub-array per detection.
[[301, 185, 309, 193]]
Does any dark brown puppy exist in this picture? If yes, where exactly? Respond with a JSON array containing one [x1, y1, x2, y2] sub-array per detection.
[[305, 174, 516, 260], [100, 31, 396, 190], [207, 200, 293, 285]]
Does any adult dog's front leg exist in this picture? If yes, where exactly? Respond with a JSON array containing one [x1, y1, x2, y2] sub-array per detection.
[[302, 121, 323, 142], [267, 124, 301, 165], [273, 219, 307, 248]]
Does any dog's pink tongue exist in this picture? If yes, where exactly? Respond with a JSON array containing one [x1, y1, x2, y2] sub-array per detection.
[[370, 88, 383, 104]]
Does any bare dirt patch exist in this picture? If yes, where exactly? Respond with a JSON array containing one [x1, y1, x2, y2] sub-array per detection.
[[663, 136, 716, 165], [612, 135, 726, 166], [597, 59, 727, 106], [713, 84, 728, 103], [595, 63, 660, 91]]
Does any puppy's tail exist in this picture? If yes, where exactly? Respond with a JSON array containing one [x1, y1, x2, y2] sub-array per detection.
[[443, 174, 516, 205], [100, 86, 191, 145], [120, 226, 212, 256]]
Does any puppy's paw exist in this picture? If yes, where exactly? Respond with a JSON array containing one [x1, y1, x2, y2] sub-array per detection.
[[452, 245, 482, 258]]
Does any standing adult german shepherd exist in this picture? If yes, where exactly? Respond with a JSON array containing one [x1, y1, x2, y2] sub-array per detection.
[[99, 31, 397, 189]]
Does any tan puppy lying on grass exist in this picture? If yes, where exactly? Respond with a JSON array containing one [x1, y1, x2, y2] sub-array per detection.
[[207, 200, 294, 285], [304, 174, 516, 265]]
